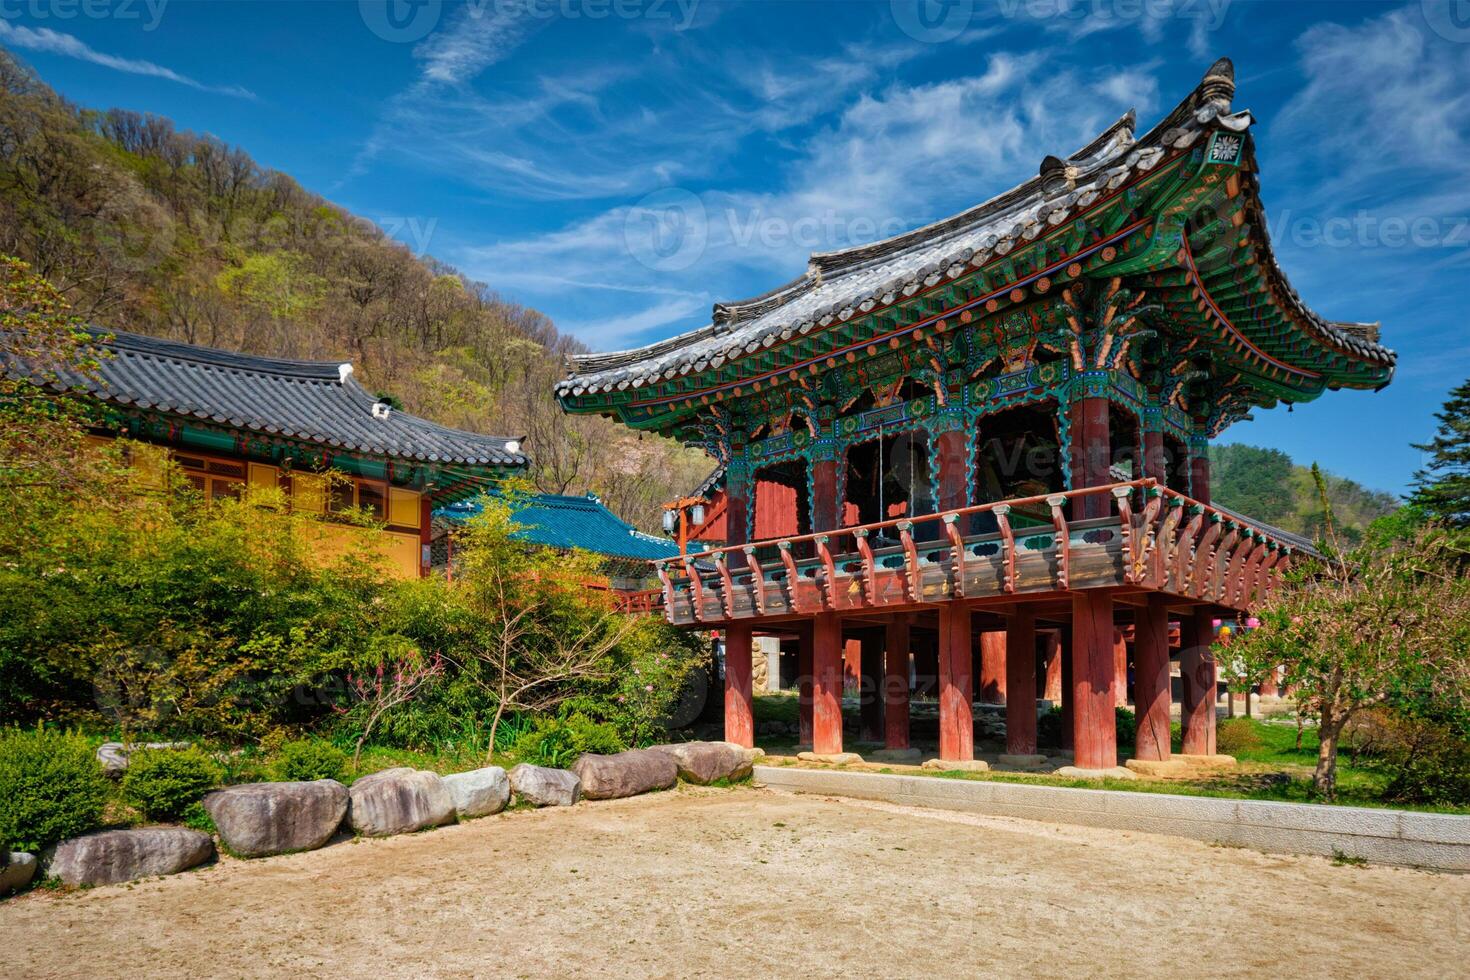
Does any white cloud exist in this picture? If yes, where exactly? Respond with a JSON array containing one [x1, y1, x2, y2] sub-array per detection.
[[0, 21, 254, 98]]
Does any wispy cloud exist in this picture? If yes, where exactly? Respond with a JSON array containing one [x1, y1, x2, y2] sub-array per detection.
[[457, 54, 1159, 348], [0, 21, 254, 98]]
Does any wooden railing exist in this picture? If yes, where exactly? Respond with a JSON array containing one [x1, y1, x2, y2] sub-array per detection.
[[646, 480, 1306, 626]]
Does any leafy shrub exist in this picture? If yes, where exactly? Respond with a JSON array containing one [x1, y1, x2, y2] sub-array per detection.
[[0, 728, 109, 852], [272, 740, 348, 782], [1114, 707, 1136, 748], [1216, 717, 1264, 755], [121, 747, 220, 821], [513, 712, 626, 768]]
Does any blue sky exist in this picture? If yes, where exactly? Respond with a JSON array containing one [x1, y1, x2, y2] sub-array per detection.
[[2, 0, 1468, 496]]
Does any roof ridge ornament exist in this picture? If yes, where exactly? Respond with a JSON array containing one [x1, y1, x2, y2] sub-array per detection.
[[1198, 57, 1235, 110], [1039, 154, 1077, 197], [337, 363, 354, 384]]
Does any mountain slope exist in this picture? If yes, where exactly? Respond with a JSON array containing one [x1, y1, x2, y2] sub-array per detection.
[[0, 48, 709, 530]]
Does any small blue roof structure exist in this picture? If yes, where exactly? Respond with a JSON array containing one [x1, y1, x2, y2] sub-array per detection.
[[435, 493, 683, 562]]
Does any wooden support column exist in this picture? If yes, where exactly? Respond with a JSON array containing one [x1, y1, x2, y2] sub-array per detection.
[[1133, 595, 1172, 762], [1005, 609, 1037, 756], [811, 457, 839, 533], [1189, 440, 1211, 505], [979, 631, 1006, 704], [883, 616, 911, 750], [812, 612, 844, 755], [726, 467, 749, 546], [1042, 631, 1063, 702], [794, 620, 814, 747], [1059, 628, 1074, 750], [1070, 591, 1118, 770], [843, 637, 861, 692], [935, 429, 968, 513], [1143, 427, 1166, 482], [858, 630, 885, 744], [1113, 629, 1129, 707], [1070, 396, 1111, 519], [723, 623, 754, 749], [1180, 610, 1218, 756], [937, 603, 974, 761]]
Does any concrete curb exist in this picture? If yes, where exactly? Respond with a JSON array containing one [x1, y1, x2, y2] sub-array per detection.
[[752, 765, 1470, 871]]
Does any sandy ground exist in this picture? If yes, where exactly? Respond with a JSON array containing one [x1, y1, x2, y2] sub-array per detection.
[[1, 787, 1463, 979]]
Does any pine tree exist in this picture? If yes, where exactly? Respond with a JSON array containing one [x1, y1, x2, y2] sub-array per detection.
[[1411, 379, 1470, 526]]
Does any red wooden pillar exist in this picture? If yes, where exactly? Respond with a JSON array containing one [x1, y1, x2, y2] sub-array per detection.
[[726, 468, 749, 546], [1059, 628, 1074, 750], [1042, 631, 1063, 701], [795, 621, 814, 747], [1180, 610, 1217, 755], [979, 631, 1006, 704], [1005, 609, 1037, 756], [419, 497, 433, 578], [811, 456, 839, 533], [1189, 442, 1211, 505], [937, 603, 974, 761], [724, 623, 754, 749], [935, 429, 968, 512], [1133, 595, 1172, 762], [883, 616, 911, 750], [858, 630, 885, 743], [1070, 396, 1112, 519], [1143, 427, 1166, 483], [842, 637, 861, 692], [1070, 591, 1118, 770], [812, 612, 844, 755], [1113, 629, 1129, 707]]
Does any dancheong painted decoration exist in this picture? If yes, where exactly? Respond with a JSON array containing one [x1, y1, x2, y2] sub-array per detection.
[[553, 59, 1396, 773]]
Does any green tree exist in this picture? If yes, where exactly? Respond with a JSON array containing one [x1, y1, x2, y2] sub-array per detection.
[[1411, 378, 1470, 526], [1230, 492, 1470, 798]]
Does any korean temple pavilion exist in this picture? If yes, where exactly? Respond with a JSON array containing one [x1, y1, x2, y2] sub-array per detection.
[[40, 327, 528, 579], [554, 60, 1396, 772]]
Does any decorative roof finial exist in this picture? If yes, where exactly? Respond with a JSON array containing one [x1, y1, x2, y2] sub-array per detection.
[[1038, 154, 1075, 196], [1199, 57, 1235, 108]]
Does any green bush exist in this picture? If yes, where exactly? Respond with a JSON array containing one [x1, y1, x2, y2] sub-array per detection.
[[272, 740, 348, 782], [0, 728, 109, 852], [513, 712, 626, 768], [1114, 707, 1136, 748], [1216, 717, 1264, 754], [121, 747, 220, 821]]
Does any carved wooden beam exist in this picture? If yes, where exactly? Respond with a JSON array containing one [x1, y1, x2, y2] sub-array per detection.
[[1189, 517, 1225, 598], [1171, 506, 1204, 593], [1047, 495, 1070, 590], [778, 541, 803, 613], [943, 513, 966, 598], [815, 534, 839, 610], [713, 551, 736, 619], [743, 546, 766, 616], [898, 520, 921, 602], [683, 555, 709, 623], [994, 504, 1016, 594], [655, 562, 677, 624], [853, 528, 877, 607]]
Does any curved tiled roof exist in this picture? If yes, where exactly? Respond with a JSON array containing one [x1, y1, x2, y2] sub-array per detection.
[[556, 58, 1394, 400], [40, 328, 528, 468], [436, 493, 680, 561]]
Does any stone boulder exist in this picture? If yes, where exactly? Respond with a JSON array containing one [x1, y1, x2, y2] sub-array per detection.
[[572, 749, 678, 800], [649, 741, 753, 785], [96, 741, 190, 775], [46, 828, 214, 887], [442, 766, 510, 819], [347, 768, 456, 837], [1, 852, 37, 893], [203, 780, 348, 858], [508, 764, 581, 807]]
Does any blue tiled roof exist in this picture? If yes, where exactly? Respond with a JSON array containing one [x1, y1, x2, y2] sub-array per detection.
[[436, 493, 682, 562]]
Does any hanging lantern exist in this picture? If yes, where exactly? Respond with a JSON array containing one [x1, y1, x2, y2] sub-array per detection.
[[690, 503, 706, 525], [662, 509, 677, 534]]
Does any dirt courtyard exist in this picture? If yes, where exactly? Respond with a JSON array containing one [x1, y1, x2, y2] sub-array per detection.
[[1, 787, 1463, 978]]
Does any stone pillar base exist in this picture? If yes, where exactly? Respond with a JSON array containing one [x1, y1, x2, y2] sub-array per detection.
[[1053, 765, 1137, 780], [796, 751, 864, 765], [1124, 758, 1190, 776], [1174, 753, 1237, 767], [923, 758, 990, 772]]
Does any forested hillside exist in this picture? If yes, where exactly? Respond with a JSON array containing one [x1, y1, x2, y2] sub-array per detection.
[[1211, 443, 1398, 543], [0, 50, 708, 530]]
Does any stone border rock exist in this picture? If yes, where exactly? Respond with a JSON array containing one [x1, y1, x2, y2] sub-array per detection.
[[752, 765, 1470, 871]]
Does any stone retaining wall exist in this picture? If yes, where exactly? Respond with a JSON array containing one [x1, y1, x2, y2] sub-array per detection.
[[753, 766, 1470, 872]]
